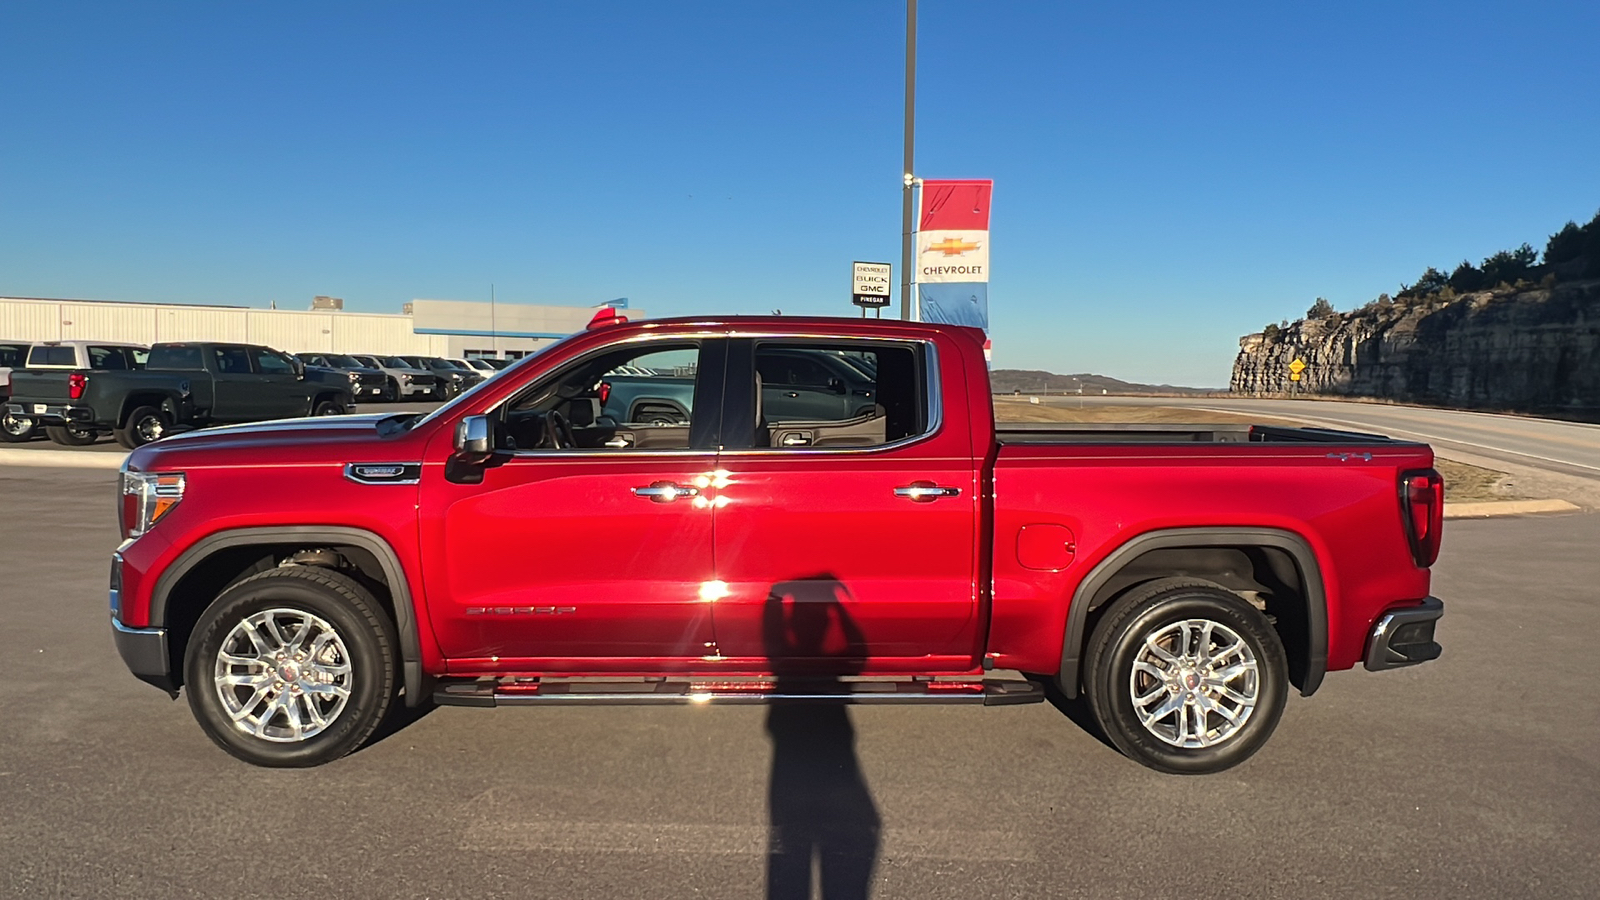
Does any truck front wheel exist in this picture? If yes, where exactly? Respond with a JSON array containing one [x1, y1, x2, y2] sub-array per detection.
[[1083, 579, 1287, 775], [182, 566, 397, 767]]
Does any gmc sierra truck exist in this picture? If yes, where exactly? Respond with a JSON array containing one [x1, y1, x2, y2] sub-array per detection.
[[109, 312, 1444, 773], [6, 341, 354, 448]]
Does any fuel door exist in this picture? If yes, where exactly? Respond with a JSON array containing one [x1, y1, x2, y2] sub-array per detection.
[[1016, 523, 1077, 571]]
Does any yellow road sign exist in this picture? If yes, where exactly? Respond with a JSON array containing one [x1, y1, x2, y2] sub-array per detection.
[[1288, 358, 1307, 374], [1289, 371, 1302, 382]]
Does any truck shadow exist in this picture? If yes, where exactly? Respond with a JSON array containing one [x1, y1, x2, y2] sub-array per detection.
[[763, 576, 882, 900]]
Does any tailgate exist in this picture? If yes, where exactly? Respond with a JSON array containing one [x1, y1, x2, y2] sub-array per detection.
[[5, 370, 76, 404]]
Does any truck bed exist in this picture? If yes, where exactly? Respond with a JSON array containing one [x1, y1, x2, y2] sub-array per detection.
[[995, 422, 1403, 445]]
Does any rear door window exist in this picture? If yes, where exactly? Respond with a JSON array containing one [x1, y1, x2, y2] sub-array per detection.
[[148, 345, 204, 369], [87, 346, 146, 370], [211, 346, 252, 374], [746, 341, 927, 449]]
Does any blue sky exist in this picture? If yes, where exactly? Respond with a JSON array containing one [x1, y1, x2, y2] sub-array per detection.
[[2, 1, 1597, 386]]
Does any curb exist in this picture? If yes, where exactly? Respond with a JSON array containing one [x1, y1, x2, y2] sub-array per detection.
[[0, 448, 127, 470], [1444, 499, 1581, 519]]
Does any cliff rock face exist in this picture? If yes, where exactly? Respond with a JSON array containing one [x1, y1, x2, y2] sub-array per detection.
[[1232, 280, 1600, 413]]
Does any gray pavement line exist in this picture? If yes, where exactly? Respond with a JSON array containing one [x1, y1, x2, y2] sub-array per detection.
[[0, 449, 126, 470], [462, 821, 1035, 860], [1188, 408, 1600, 474], [1444, 500, 1581, 519]]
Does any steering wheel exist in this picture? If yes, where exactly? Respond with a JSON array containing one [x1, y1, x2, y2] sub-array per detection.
[[544, 410, 578, 450]]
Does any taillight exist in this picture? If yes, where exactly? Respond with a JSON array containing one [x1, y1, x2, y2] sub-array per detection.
[[598, 381, 612, 406], [1400, 468, 1444, 567], [68, 372, 88, 400]]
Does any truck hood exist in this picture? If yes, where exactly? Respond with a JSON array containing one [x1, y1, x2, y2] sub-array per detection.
[[128, 414, 422, 470]]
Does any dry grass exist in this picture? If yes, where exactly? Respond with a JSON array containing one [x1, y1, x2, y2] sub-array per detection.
[[992, 399, 1516, 503], [1435, 458, 1518, 503]]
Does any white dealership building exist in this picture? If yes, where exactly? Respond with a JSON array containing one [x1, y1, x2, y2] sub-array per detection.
[[0, 295, 641, 359]]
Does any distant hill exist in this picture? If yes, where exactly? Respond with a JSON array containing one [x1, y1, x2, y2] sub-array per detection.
[[989, 369, 1214, 395]]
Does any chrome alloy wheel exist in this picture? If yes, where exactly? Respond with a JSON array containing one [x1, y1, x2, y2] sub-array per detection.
[[213, 608, 353, 743], [1129, 618, 1259, 748], [2, 412, 30, 435], [135, 414, 165, 442]]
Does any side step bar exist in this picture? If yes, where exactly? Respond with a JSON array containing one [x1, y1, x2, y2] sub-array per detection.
[[434, 676, 1044, 708]]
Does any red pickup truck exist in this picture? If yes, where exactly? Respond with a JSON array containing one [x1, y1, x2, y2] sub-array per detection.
[[110, 313, 1444, 773]]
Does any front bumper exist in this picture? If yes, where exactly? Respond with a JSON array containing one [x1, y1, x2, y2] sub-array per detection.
[[111, 550, 177, 694], [1364, 596, 1444, 671], [2, 402, 92, 426], [113, 618, 176, 694]]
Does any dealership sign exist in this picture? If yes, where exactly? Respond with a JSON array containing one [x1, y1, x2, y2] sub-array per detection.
[[917, 179, 992, 330], [851, 261, 892, 307]]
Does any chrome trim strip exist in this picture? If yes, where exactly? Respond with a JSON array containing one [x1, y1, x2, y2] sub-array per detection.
[[111, 617, 165, 637]]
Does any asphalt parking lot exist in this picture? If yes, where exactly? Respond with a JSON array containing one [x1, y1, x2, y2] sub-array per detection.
[[1, 466, 1597, 899]]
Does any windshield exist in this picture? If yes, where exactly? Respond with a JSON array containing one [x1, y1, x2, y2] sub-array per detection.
[[0, 344, 25, 367], [384, 357, 420, 369], [408, 338, 566, 430], [325, 354, 363, 367]]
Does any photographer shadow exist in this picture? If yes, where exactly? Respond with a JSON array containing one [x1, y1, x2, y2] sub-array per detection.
[[763, 575, 882, 900]]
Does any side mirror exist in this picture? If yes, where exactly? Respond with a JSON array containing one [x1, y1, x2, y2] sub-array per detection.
[[827, 377, 847, 395], [291, 357, 306, 379], [453, 415, 495, 464]]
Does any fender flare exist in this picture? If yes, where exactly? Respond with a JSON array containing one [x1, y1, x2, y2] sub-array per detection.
[[150, 526, 425, 705], [1057, 527, 1328, 699]]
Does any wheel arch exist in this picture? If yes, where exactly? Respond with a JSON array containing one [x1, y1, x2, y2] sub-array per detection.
[[150, 526, 425, 706], [117, 391, 180, 428], [1057, 527, 1328, 700]]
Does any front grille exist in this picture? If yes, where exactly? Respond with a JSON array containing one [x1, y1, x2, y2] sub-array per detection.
[[410, 374, 436, 386], [358, 373, 385, 386]]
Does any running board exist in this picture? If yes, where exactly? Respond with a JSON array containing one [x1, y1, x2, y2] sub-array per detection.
[[433, 676, 1043, 708]]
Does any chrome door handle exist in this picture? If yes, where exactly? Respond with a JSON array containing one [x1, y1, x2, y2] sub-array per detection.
[[632, 481, 699, 503], [894, 482, 961, 502]]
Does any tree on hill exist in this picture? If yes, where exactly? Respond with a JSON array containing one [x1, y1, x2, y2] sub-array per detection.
[[1449, 260, 1485, 293], [1545, 221, 1586, 265], [1306, 297, 1335, 318]]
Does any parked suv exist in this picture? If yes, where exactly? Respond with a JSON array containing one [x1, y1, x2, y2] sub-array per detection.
[[297, 354, 392, 402], [398, 355, 482, 399], [354, 355, 442, 401]]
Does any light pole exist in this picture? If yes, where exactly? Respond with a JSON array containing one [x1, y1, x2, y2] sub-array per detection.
[[899, 0, 917, 321]]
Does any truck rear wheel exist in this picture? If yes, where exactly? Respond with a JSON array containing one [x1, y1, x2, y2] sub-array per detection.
[[182, 566, 397, 768], [0, 411, 37, 442], [1083, 579, 1287, 775], [114, 406, 171, 449], [45, 424, 98, 446], [312, 399, 344, 417]]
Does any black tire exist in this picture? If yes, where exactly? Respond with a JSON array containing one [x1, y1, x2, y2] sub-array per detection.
[[0, 411, 37, 442], [115, 405, 171, 449], [183, 566, 397, 768], [44, 424, 98, 446], [312, 399, 344, 417], [1082, 578, 1288, 775]]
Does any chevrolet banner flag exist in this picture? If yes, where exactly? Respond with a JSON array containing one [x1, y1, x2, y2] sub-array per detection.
[[917, 179, 992, 330]]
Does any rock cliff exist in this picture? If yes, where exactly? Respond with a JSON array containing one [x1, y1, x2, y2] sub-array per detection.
[[1231, 279, 1600, 415]]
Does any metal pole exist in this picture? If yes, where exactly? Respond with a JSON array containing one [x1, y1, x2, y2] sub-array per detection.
[[899, 0, 917, 321], [490, 283, 497, 357]]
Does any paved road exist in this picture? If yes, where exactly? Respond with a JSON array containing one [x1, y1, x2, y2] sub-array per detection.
[[1044, 396, 1600, 480], [1, 467, 1596, 899]]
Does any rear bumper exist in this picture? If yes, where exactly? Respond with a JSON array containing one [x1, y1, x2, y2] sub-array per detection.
[[2, 402, 94, 426], [1364, 596, 1444, 671]]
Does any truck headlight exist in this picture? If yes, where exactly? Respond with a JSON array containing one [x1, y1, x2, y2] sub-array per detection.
[[121, 471, 185, 538], [347, 371, 361, 382]]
